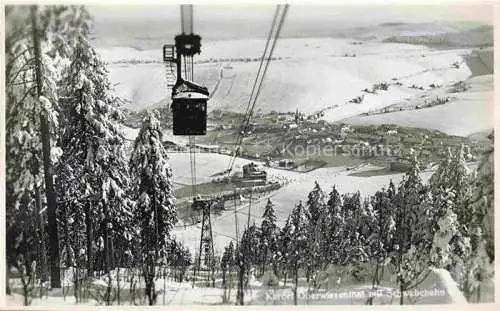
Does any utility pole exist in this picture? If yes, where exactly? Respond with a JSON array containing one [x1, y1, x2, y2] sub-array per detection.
[[31, 5, 61, 289]]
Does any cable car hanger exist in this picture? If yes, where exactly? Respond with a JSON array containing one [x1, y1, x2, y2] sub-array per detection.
[[163, 5, 208, 136]]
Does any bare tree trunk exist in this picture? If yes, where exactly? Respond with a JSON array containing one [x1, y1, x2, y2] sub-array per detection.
[[106, 268, 112, 305], [103, 204, 111, 305], [129, 268, 136, 305], [367, 260, 380, 305], [21, 274, 30, 306], [399, 282, 404, 305], [293, 266, 298, 305], [226, 268, 232, 302], [306, 276, 311, 304], [6, 264, 12, 295], [30, 5, 60, 289], [18, 247, 34, 306], [163, 267, 167, 305], [63, 205, 71, 269], [85, 202, 93, 278], [261, 251, 267, 276], [380, 262, 385, 283], [116, 267, 121, 305], [35, 185, 48, 298], [74, 267, 79, 303], [237, 265, 245, 305], [145, 273, 156, 305], [222, 268, 227, 302], [476, 282, 481, 302]]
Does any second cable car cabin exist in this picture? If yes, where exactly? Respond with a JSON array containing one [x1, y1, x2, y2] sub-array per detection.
[[171, 78, 209, 135]]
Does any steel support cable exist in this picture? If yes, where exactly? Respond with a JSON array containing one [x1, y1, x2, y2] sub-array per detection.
[[176, 6, 290, 244], [217, 6, 288, 255], [188, 136, 193, 196], [192, 136, 197, 191], [241, 6, 280, 126], [243, 5, 289, 132], [181, 6, 185, 33], [188, 5, 194, 34], [228, 6, 288, 250], [180, 4, 197, 199], [225, 6, 281, 174], [181, 4, 193, 34], [191, 55, 194, 81], [226, 5, 289, 175], [228, 5, 288, 173], [189, 53, 196, 196]]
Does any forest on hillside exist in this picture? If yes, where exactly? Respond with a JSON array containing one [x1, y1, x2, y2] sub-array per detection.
[[383, 25, 493, 48]]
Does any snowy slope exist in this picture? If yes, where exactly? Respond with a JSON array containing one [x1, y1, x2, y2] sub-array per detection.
[[98, 38, 472, 114], [344, 75, 493, 136]]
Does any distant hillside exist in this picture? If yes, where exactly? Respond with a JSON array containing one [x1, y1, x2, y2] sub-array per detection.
[[464, 47, 494, 76], [330, 21, 486, 42], [383, 25, 493, 48], [467, 130, 493, 145]]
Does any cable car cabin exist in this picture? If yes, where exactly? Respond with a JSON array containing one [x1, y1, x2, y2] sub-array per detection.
[[171, 78, 209, 136]]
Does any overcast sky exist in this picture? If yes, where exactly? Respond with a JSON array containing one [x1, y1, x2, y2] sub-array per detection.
[[86, 4, 492, 47], [88, 4, 492, 27]]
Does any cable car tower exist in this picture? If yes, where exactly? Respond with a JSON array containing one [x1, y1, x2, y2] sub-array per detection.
[[163, 5, 215, 288], [193, 196, 216, 287]]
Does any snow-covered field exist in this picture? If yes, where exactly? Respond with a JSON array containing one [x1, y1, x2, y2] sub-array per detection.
[[101, 37, 493, 138], [99, 38, 473, 118], [9, 266, 483, 306], [344, 75, 493, 136]]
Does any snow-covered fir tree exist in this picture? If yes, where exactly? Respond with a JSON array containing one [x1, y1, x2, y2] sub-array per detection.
[[259, 199, 279, 275], [470, 132, 494, 263], [326, 185, 342, 217], [454, 144, 492, 301], [305, 182, 326, 286], [427, 144, 491, 301], [306, 181, 326, 225], [466, 132, 494, 298], [392, 154, 432, 304], [5, 5, 88, 297], [221, 241, 235, 282], [428, 148, 463, 268], [322, 186, 344, 264], [364, 185, 396, 304], [342, 191, 370, 265], [368, 186, 396, 285], [167, 239, 192, 282], [277, 215, 293, 285], [129, 113, 177, 305], [285, 201, 310, 305], [221, 241, 235, 302], [56, 20, 136, 297], [236, 223, 259, 305]]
